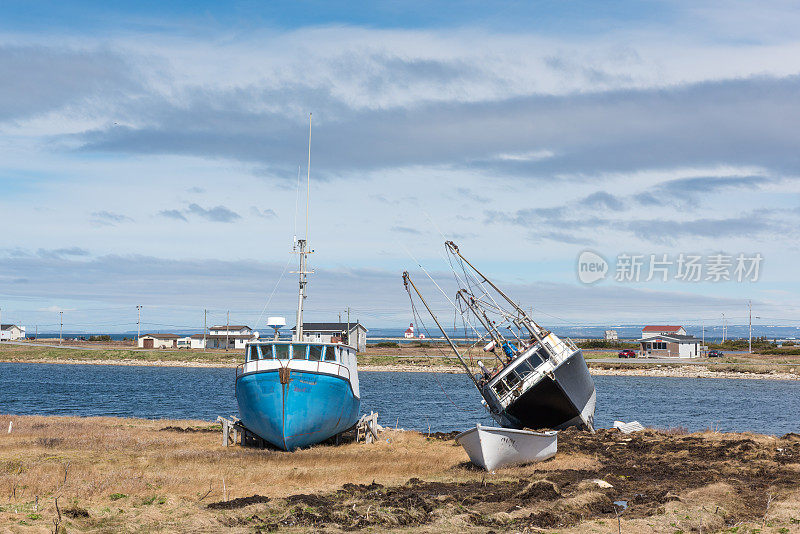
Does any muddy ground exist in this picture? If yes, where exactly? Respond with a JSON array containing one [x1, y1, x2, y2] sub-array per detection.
[[208, 428, 800, 533], [3, 416, 800, 533]]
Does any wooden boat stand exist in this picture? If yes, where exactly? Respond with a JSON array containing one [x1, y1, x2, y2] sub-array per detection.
[[217, 411, 380, 448]]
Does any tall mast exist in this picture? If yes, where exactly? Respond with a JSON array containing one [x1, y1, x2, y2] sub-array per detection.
[[294, 113, 313, 342], [403, 272, 481, 390]]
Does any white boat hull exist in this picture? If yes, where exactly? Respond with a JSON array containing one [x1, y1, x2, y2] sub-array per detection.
[[455, 424, 557, 471]]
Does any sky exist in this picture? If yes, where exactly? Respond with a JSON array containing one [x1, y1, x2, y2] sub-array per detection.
[[1, 1, 800, 335]]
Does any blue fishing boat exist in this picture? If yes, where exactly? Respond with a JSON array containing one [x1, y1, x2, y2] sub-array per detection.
[[235, 114, 361, 450], [235, 340, 361, 450]]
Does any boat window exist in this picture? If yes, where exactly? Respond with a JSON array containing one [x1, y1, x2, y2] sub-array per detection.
[[492, 379, 509, 397], [247, 345, 258, 362], [515, 359, 534, 378], [527, 347, 547, 368], [308, 345, 323, 361], [324, 346, 337, 362], [505, 371, 520, 388], [291, 344, 308, 359], [274, 344, 290, 359], [259, 345, 274, 360]]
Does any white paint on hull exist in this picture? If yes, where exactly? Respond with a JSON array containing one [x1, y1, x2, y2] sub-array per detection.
[[455, 424, 557, 471]]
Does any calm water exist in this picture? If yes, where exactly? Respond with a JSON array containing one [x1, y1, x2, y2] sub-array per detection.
[[1, 362, 798, 435]]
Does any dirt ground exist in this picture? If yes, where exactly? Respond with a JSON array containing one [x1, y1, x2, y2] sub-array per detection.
[[1, 415, 799, 533]]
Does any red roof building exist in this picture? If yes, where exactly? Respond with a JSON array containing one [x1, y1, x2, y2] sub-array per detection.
[[641, 325, 686, 338]]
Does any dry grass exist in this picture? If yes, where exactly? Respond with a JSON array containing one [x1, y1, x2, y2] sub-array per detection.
[[2, 415, 800, 532]]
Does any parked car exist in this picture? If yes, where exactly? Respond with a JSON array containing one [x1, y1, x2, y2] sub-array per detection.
[[618, 349, 636, 358], [708, 349, 723, 358]]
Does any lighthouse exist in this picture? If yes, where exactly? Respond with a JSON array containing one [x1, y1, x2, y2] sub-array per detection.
[[404, 323, 415, 338]]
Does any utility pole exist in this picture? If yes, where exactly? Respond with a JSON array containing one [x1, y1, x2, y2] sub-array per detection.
[[136, 305, 142, 346], [203, 309, 207, 352], [59, 311, 63, 345], [721, 313, 726, 343], [226, 310, 230, 351], [702, 320, 705, 357], [346, 307, 351, 346], [748, 300, 752, 354]]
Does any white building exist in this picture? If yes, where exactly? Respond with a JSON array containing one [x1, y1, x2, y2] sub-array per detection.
[[195, 325, 257, 349], [291, 322, 368, 352], [604, 329, 618, 341], [1, 324, 26, 341], [637, 325, 700, 358]]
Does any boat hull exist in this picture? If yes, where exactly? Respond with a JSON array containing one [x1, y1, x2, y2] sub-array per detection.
[[235, 369, 360, 450], [496, 350, 596, 431], [455, 424, 557, 471]]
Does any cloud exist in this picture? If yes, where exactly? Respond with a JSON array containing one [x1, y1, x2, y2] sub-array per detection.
[[581, 191, 625, 210], [624, 214, 779, 243], [91, 210, 134, 226], [36, 247, 89, 258], [187, 186, 205, 194], [158, 209, 188, 221], [634, 175, 775, 209], [250, 207, 277, 219], [67, 69, 800, 182], [531, 231, 595, 246], [37, 305, 75, 312], [390, 226, 422, 235], [0, 250, 780, 328], [186, 203, 241, 222], [156, 204, 241, 223], [0, 45, 136, 122]]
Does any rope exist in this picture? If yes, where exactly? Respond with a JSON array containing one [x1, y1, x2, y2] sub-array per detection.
[[254, 255, 294, 330], [404, 283, 485, 415]]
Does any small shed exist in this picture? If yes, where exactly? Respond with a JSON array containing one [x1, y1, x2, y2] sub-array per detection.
[[138, 333, 180, 349]]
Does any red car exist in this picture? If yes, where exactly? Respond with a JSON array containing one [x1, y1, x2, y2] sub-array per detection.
[[618, 349, 636, 358]]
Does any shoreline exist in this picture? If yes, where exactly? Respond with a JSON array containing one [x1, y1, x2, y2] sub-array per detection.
[[2, 356, 799, 380]]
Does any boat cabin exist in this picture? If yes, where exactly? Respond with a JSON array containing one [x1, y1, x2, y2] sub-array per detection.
[[484, 343, 548, 400], [245, 342, 350, 363]]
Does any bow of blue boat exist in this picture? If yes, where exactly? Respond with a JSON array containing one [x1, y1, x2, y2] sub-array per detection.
[[235, 341, 361, 451]]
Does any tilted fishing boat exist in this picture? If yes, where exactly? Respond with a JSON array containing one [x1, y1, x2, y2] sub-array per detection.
[[456, 424, 557, 471], [235, 115, 360, 450], [403, 241, 595, 431]]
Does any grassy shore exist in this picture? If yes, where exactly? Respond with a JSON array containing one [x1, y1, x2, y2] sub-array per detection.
[[2, 342, 800, 379], [1, 415, 799, 533]]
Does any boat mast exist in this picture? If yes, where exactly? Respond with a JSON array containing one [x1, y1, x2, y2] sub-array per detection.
[[445, 241, 546, 342], [403, 272, 481, 390], [294, 113, 314, 342], [455, 290, 506, 365]]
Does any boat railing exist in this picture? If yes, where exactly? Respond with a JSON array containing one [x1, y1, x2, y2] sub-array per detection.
[[235, 359, 351, 382]]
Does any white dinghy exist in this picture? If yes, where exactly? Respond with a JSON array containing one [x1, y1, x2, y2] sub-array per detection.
[[455, 424, 557, 471]]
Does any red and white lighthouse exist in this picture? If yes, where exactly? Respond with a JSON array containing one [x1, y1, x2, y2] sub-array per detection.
[[404, 323, 415, 338]]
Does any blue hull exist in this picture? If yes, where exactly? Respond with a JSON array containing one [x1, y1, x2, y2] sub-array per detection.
[[235, 369, 360, 450]]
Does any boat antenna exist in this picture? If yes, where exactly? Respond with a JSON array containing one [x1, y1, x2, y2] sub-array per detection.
[[293, 164, 301, 247], [305, 113, 312, 243], [293, 113, 314, 342], [403, 271, 480, 391]]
